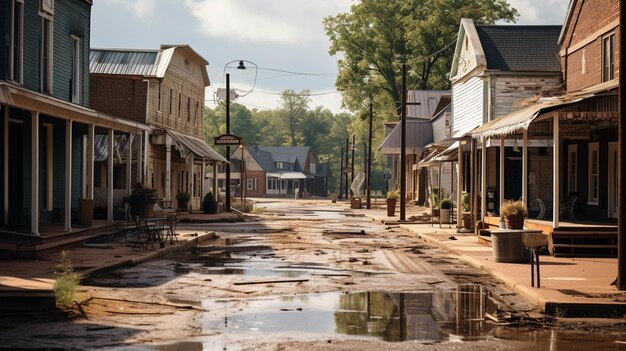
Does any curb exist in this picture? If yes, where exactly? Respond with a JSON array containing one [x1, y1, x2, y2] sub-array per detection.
[[80, 232, 217, 279]]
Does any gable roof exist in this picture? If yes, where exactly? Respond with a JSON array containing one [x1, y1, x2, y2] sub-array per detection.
[[558, 0, 577, 44], [407, 90, 450, 118], [247, 146, 313, 172], [90, 45, 210, 86], [475, 25, 562, 72]]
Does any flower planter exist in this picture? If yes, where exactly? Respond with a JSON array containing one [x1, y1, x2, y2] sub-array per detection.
[[505, 215, 525, 229], [440, 209, 451, 224]]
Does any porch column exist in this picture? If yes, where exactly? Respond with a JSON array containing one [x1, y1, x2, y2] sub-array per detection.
[[212, 164, 218, 204], [3, 106, 8, 224], [189, 154, 195, 210], [499, 136, 505, 209], [107, 129, 114, 223], [522, 129, 529, 207], [136, 132, 143, 183], [65, 120, 72, 231], [87, 124, 95, 199], [165, 134, 172, 201], [126, 134, 133, 219], [31, 112, 40, 235], [201, 157, 207, 198], [470, 139, 477, 229], [553, 116, 560, 228], [481, 137, 487, 221], [456, 143, 463, 229], [143, 130, 149, 184]]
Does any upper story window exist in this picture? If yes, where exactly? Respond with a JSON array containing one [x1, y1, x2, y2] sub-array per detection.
[[169, 89, 173, 115], [40, 0, 54, 15], [178, 93, 182, 118], [602, 33, 615, 82], [9, 0, 24, 84], [40, 14, 53, 94], [157, 82, 162, 112], [276, 162, 284, 170], [71, 35, 81, 103], [187, 97, 191, 122]]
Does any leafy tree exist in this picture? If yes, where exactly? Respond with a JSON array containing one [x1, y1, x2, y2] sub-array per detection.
[[324, 0, 518, 117], [279, 90, 311, 146]]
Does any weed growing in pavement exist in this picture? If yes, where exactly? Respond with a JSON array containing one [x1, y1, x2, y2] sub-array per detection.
[[252, 206, 264, 214], [53, 250, 80, 307], [553, 306, 567, 318]]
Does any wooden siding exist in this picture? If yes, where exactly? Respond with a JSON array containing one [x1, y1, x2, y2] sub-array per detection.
[[491, 75, 563, 120], [148, 49, 205, 139], [52, 0, 91, 106], [432, 112, 450, 142], [451, 76, 484, 134]]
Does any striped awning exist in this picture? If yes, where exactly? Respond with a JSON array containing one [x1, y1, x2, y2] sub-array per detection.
[[167, 129, 227, 163]]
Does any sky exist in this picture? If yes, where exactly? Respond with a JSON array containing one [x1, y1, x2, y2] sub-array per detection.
[[90, 0, 569, 114]]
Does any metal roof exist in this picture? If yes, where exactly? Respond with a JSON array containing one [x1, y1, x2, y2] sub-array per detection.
[[378, 119, 433, 155], [407, 90, 450, 118], [90, 49, 160, 76]]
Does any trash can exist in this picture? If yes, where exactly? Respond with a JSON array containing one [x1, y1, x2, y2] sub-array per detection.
[[351, 197, 362, 209], [491, 229, 532, 263], [79, 198, 94, 226]]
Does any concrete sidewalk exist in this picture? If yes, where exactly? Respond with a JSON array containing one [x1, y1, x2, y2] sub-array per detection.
[[356, 203, 626, 317]]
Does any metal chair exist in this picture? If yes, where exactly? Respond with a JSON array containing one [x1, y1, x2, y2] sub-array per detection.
[[560, 196, 578, 220]]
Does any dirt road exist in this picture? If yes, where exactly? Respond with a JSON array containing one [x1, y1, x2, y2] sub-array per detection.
[[1, 199, 624, 350]]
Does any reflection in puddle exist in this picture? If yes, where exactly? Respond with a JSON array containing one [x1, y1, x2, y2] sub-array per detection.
[[202, 285, 496, 343], [201, 267, 309, 277]]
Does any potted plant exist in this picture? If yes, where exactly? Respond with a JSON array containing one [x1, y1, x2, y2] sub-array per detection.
[[386, 191, 399, 217], [202, 192, 218, 214], [500, 199, 528, 229], [176, 191, 191, 212], [440, 198, 453, 224], [461, 193, 472, 230], [124, 183, 158, 218], [330, 193, 338, 203]]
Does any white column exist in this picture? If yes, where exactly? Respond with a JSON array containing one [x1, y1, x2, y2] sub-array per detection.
[[3, 106, 8, 224], [65, 120, 72, 231], [553, 116, 560, 228], [456, 144, 463, 229], [126, 134, 133, 194], [189, 154, 195, 210], [481, 137, 487, 221], [136, 132, 143, 184], [165, 134, 172, 201], [87, 124, 95, 199], [143, 130, 149, 184], [201, 157, 207, 198], [522, 129, 529, 207], [499, 136, 505, 208], [31, 112, 40, 235], [107, 129, 114, 223]]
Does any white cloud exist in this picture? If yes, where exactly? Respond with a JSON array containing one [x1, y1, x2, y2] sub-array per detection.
[[184, 0, 351, 44], [507, 0, 567, 25]]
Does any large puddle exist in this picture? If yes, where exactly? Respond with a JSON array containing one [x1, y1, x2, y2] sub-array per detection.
[[202, 285, 497, 343]]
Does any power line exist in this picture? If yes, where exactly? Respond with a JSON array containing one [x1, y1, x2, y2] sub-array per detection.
[[247, 89, 340, 97]]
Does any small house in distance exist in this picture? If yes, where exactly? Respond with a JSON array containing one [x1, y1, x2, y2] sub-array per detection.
[[225, 146, 329, 197]]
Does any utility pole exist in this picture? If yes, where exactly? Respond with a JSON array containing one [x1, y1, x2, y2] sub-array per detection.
[[367, 102, 373, 209], [351, 134, 356, 186], [400, 63, 407, 221], [618, 2, 625, 290], [225, 74, 231, 212], [339, 147, 344, 200], [345, 138, 349, 199]]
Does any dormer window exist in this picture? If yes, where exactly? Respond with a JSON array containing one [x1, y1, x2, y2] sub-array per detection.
[[276, 162, 284, 169]]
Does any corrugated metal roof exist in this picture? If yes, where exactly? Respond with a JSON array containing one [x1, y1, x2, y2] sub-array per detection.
[[90, 49, 160, 76], [378, 119, 433, 155]]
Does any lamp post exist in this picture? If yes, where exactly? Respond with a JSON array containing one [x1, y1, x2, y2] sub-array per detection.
[[400, 63, 407, 221], [222, 60, 257, 212]]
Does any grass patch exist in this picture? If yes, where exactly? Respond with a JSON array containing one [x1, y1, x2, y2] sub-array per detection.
[[53, 250, 80, 308]]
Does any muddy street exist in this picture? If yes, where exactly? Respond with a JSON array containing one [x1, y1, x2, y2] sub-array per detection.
[[1, 199, 625, 350]]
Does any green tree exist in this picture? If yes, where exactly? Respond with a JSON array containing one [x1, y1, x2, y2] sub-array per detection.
[[279, 90, 311, 146], [324, 0, 518, 117]]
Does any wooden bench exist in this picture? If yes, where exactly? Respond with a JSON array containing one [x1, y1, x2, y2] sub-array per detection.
[[0, 231, 43, 259]]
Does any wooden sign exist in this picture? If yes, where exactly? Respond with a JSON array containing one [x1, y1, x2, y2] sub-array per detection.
[[214, 134, 243, 146]]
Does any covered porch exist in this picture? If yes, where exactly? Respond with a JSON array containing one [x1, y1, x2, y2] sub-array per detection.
[[471, 81, 619, 256]]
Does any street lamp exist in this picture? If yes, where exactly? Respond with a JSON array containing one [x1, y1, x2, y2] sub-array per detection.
[[222, 59, 258, 211]]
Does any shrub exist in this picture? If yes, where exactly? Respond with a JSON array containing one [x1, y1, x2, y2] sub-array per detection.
[[202, 192, 218, 214], [461, 193, 471, 212], [53, 250, 80, 308], [500, 199, 528, 218], [430, 187, 440, 207], [176, 191, 190, 202], [387, 191, 400, 200], [440, 198, 453, 209]]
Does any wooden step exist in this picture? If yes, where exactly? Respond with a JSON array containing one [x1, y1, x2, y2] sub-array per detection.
[[36, 232, 116, 256]]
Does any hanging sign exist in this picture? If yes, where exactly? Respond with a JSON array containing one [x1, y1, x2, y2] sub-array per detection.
[[214, 134, 243, 146]]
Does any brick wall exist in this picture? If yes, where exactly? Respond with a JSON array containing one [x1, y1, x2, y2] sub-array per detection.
[[90, 75, 147, 123], [561, 0, 620, 92]]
